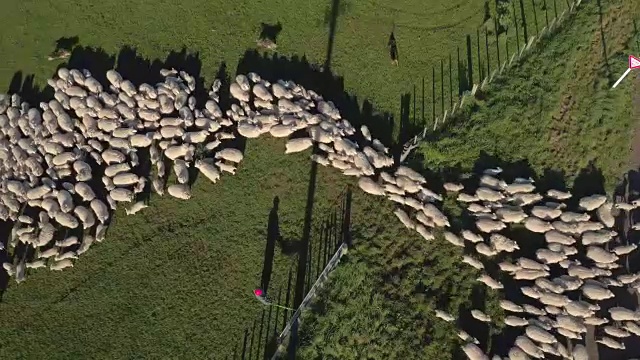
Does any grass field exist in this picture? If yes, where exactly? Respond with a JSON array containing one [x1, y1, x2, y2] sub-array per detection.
[[0, 0, 501, 359]]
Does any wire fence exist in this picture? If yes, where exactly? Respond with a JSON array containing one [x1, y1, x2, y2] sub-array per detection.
[[400, 0, 584, 154], [228, 187, 352, 360]]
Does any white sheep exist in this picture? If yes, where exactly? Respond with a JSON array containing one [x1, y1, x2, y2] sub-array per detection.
[[167, 184, 191, 200]]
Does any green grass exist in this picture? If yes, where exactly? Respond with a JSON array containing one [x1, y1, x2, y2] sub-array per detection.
[[0, 1, 507, 358]]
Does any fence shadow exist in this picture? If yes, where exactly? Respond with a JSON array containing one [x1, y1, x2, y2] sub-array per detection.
[[261, 196, 281, 294]]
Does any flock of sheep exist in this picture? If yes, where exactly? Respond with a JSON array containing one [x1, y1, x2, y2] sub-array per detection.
[[0, 65, 639, 359], [431, 180, 640, 360]]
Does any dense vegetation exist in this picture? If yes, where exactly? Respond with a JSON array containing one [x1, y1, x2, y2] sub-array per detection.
[[294, 0, 640, 359]]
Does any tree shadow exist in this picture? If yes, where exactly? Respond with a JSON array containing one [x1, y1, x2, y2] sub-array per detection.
[[259, 22, 283, 44], [261, 196, 281, 294], [54, 36, 79, 52], [596, 0, 611, 84]]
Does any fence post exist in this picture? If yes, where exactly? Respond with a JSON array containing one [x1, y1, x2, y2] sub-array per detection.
[[466, 35, 473, 88], [413, 84, 416, 123], [249, 320, 257, 360], [519, 0, 528, 41], [476, 29, 483, 80], [241, 328, 249, 360], [440, 59, 445, 116], [512, 1, 521, 54], [543, 0, 549, 27], [505, 25, 509, 66], [485, 27, 490, 78], [431, 66, 436, 123], [449, 53, 453, 109], [341, 188, 352, 247], [421, 77, 425, 122], [494, 17, 500, 65], [531, 0, 539, 35], [457, 46, 462, 95]]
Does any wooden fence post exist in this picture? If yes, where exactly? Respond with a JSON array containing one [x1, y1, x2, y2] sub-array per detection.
[[543, 0, 549, 27], [413, 84, 416, 122], [440, 59, 445, 116], [466, 35, 473, 87], [519, 0, 528, 41], [457, 46, 462, 95], [494, 17, 501, 65], [449, 53, 453, 109], [531, 0, 539, 35], [421, 77, 425, 122], [477, 29, 483, 80], [432, 66, 436, 122], [512, 1, 521, 54], [485, 27, 490, 78], [505, 25, 509, 65]]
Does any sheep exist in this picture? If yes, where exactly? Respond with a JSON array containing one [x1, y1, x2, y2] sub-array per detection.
[[583, 316, 608, 326], [597, 336, 625, 350], [585, 246, 618, 264], [477, 274, 503, 289], [530, 206, 562, 220], [608, 307, 640, 321], [457, 193, 480, 203], [443, 182, 464, 192], [471, 309, 491, 323], [514, 270, 548, 282], [507, 347, 531, 360], [496, 207, 527, 223], [499, 300, 523, 313], [504, 182, 535, 194], [489, 234, 519, 253], [578, 194, 607, 211], [167, 184, 191, 200], [393, 208, 415, 229], [415, 224, 434, 241], [443, 231, 464, 247], [461, 230, 484, 243], [581, 229, 615, 245], [421, 204, 449, 227], [546, 189, 571, 200], [462, 255, 484, 270], [624, 322, 640, 336], [285, 138, 313, 154], [195, 159, 221, 183], [596, 201, 615, 227], [555, 315, 587, 334], [124, 201, 148, 216], [525, 325, 556, 344], [504, 316, 529, 327], [476, 243, 498, 257], [434, 309, 455, 322], [613, 243, 637, 255], [476, 187, 504, 202], [109, 188, 134, 202], [215, 148, 244, 163], [510, 193, 543, 206], [112, 172, 139, 186], [543, 230, 575, 245], [74, 206, 96, 229], [475, 218, 506, 233], [581, 283, 614, 300], [524, 217, 553, 233], [535, 248, 566, 264], [514, 336, 544, 359], [358, 177, 385, 196], [461, 343, 489, 360], [50, 259, 74, 271]]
